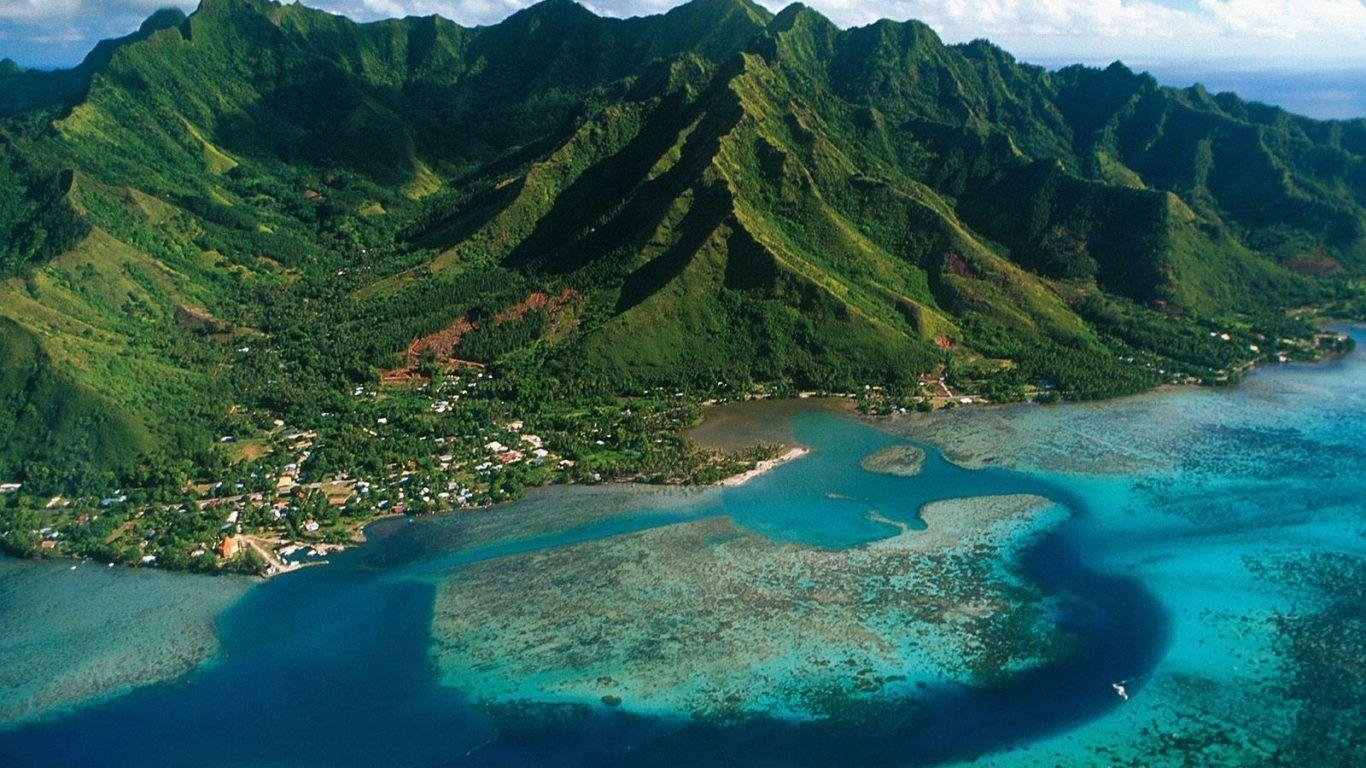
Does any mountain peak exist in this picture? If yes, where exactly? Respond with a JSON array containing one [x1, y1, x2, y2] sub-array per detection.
[[682, 0, 774, 19], [76, 6, 190, 76], [139, 7, 189, 34], [768, 2, 837, 34], [511, 0, 591, 18], [196, 0, 279, 11], [0, 0, 1361, 497]]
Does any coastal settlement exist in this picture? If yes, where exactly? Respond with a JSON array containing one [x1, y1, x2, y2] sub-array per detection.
[[0, 327, 1351, 576]]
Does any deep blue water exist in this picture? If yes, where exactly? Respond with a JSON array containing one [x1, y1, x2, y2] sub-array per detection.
[[3, 329, 1364, 766], [1026, 59, 1366, 120], [1141, 64, 1366, 121], [0, 417, 1169, 767]]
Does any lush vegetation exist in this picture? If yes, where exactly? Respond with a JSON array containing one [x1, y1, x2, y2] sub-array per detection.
[[0, 0, 1361, 572]]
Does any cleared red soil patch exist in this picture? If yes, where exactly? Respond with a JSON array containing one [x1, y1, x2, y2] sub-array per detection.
[[1285, 251, 1344, 277], [496, 288, 576, 323], [411, 318, 474, 361], [944, 251, 981, 280], [175, 304, 230, 332], [381, 318, 482, 384], [379, 289, 577, 384]]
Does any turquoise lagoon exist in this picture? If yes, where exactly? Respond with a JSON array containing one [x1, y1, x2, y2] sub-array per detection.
[[0, 329, 1362, 766], [0, 558, 250, 726]]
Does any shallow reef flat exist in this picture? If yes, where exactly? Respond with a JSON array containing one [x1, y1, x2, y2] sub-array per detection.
[[859, 445, 928, 477], [3, 338, 1365, 767], [366, 484, 721, 576], [0, 558, 250, 726], [882, 395, 1203, 475], [921, 339, 1366, 767], [431, 494, 1067, 720], [967, 545, 1365, 768], [886, 351, 1366, 481], [877, 495, 1066, 556]]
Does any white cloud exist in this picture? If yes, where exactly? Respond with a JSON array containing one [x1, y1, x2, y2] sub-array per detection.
[[769, 0, 1366, 64], [1196, 0, 1366, 38], [305, 0, 1366, 59], [0, 1, 79, 22], [0, 0, 193, 66], [0, 0, 180, 22], [295, 1, 541, 25], [2, 0, 1364, 67]]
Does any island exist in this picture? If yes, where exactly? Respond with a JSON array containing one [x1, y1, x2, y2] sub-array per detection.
[[0, 0, 1360, 576]]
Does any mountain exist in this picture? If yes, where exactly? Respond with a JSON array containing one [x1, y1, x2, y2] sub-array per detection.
[[0, 8, 190, 118], [0, 0, 1362, 493]]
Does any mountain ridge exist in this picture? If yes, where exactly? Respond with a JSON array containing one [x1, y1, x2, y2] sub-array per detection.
[[0, 0, 1361, 494]]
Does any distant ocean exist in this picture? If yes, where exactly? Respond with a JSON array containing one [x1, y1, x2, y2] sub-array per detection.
[[1031, 59, 1366, 121]]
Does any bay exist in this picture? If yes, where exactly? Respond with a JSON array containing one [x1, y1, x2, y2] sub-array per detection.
[[1, 329, 1362, 766]]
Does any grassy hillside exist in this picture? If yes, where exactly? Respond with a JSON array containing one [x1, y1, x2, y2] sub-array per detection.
[[0, 318, 149, 492], [0, 0, 1361, 494]]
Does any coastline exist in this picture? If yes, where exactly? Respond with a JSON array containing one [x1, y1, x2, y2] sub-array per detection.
[[8, 327, 1355, 581], [853, 333, 1363, 472], [717, 447, 811, 487], [5, 329, 1363, 765], [213, 443, 811, 576], [252, 334, 1365, 576]]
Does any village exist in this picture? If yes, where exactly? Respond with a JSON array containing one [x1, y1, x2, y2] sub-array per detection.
[[2, 365, 776, 575], [1, 369, 579, 575], [0, 326, 1350, 577]]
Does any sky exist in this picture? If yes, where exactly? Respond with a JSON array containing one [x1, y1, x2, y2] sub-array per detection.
[[1, 1, 1364, 115]]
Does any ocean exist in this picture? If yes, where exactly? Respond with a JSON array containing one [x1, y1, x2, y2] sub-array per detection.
[[1026, 59, 1366, 121], [1, 327, 1362, 766]]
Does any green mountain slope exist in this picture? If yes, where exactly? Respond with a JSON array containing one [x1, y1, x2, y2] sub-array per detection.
[[0, 0, 1361, 492], [0, 8, 189, 118]]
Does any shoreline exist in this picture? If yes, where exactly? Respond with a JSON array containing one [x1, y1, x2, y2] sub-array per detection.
[[716, 447, 811, 487], [9, 328, 1356, 580], [236, 535, 337, 578]]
